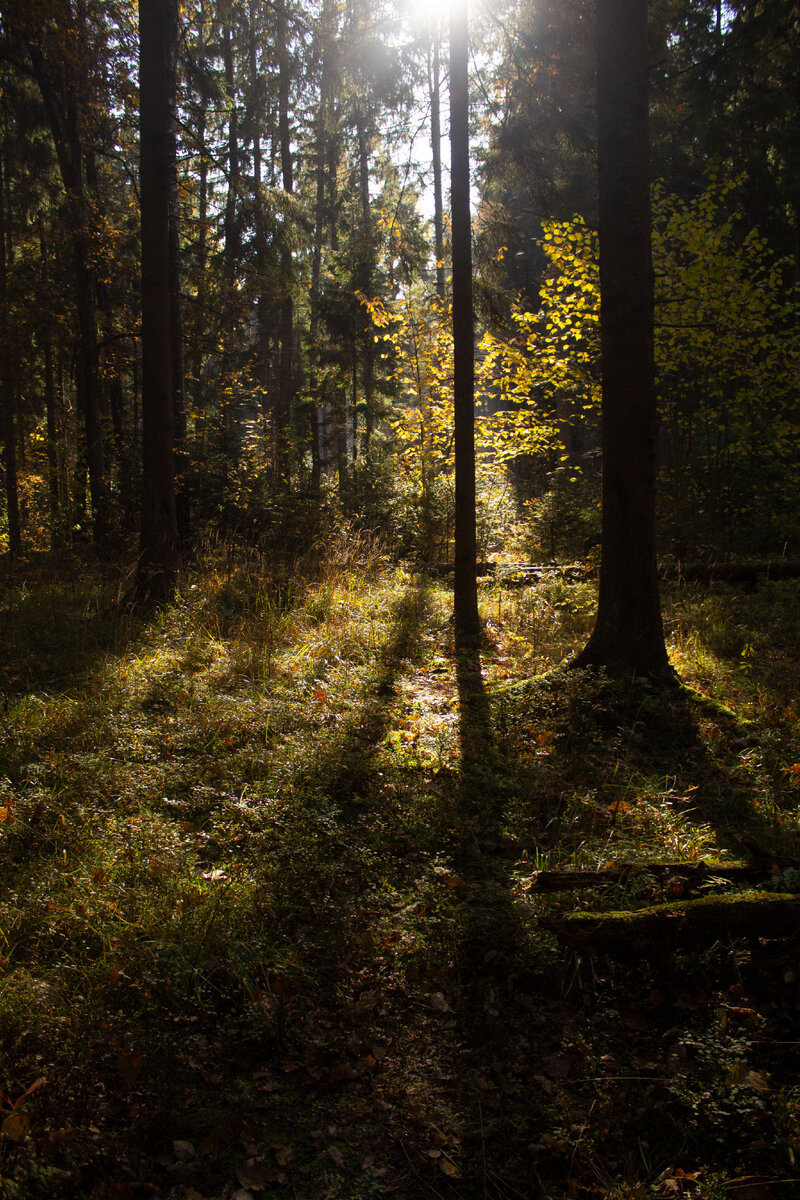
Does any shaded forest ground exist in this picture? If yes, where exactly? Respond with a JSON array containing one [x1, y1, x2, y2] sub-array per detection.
[[1, 533, 799, 1199]]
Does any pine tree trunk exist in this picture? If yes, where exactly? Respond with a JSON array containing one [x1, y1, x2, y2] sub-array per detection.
[[277, 0, 294, 481], [430, 30, 446, 301], [450, 0, 480, 647], [0, 156, 21, 558], [355, 105, 375, 455], [136, 0, 179, 605], [571, 0, 671, 679], [27, 18, 109, 554]]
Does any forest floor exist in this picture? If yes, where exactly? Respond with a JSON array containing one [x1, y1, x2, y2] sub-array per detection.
[[1, 530, 800, 1200]]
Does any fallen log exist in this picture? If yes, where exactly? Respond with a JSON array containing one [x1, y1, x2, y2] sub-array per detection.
[[669, 561, 800, 586], [422, 562, 590, 585], [525, 861, 790, 894], [540, 892, 800, 957]]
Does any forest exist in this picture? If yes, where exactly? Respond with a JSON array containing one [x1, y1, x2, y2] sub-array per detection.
[[0, 0, 799, 1196]]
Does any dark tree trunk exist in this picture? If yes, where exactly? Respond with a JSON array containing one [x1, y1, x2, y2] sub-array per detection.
[[189, 0, 209, 435], [39, 226, 61, 544], [355, 104, 375, 454], [26, 16, 109, 553], [0, 156, 21, 558], [136, 0, 179, 605], [276, 0, 294, 481], [249, 0, 273, 458], [571, 0, 670, 678], [168, 47, 188, 548], [309, 0, 336, 487], [223, 25, 240, 271], [430, 29, 446, 301], [449, 0, 480, 647]]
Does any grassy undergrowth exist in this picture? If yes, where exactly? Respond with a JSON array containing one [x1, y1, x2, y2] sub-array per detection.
[[1, 536, 799, 1199]]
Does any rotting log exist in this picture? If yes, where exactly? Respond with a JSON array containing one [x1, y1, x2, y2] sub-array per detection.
[[526, 861, 792, 894], [540, 892, 800, 957]]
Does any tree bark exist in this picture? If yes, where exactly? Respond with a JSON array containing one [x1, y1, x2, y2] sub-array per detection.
[[189, 0, 209, 437], [276, 0, 294, 481], [355, 103, 375, 456], [31, 94, 107, 550], [309, 0, 337, 487], [39, 224, 61, 545], [24, 7, 109, 553], [450, 0, 480, 647], [136, 0, 179, 605], [0, 155, 21, 558], [571, 0, 670, 678], [430, 29, 446, 301]]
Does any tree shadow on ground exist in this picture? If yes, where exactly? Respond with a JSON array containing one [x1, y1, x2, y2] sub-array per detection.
[[7, 573, 800, 1199], [398, 650, 800, 1199]]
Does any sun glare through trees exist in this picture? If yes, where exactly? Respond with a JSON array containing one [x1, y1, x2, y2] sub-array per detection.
[[1, 0, 799, 1195]]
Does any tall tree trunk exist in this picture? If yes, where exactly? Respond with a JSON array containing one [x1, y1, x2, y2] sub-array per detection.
[[223, 24, 240, 272], [136, 0, 179, 605], [309, 0, 336, 487], [450, 0, 480, 647], [168, 46, 188, 548], [26, 50, 108, 552], [276, 0, 294, 481], [0, 155, 21, 558], [39, 225, 61, 544], [189, 0, 209, 434], [22, 3, 111, 554], [355, 103, 375, 455], [430, 29, 446, 301], [220, 21, 241, 446], [248, 0, 272, 453], [572, 0, 670, 678]]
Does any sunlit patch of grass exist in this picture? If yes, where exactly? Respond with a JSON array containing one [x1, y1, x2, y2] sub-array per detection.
[[1, 546, 799, 1195]]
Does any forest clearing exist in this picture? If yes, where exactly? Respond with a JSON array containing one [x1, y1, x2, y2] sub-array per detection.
[[1, 536, 799, 1199], [1, 0, 800, 1194]]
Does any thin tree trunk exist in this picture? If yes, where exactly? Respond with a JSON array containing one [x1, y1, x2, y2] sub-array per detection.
[[223, 24, 240, 270], [39, 226, 61, 543], [168, 42, 188, 548], [450, 0, 480, 646], [27, 46, 109, 553], [136, 0, 179, 604], [276, 0, 293, 481], [189, 0, 209, 428], [249, 0, 272, 454], [355, 104, 374, 454], [309, 0, 336, 487], [430, 29, 446, 301], [0, 155, 21, 558]]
